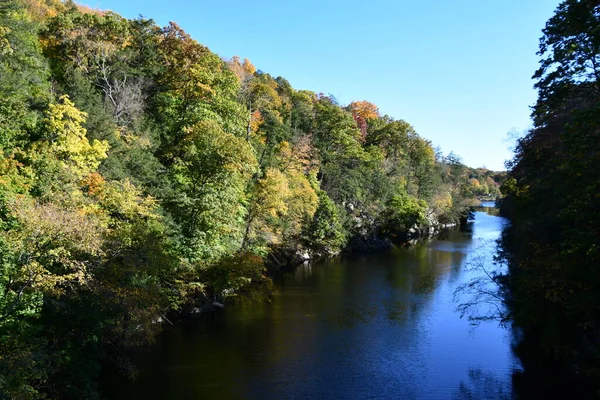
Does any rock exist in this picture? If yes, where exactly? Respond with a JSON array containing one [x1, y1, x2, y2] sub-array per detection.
[[345, 232, 393, 254]]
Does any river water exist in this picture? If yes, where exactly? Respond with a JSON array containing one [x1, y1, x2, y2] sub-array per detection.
[[104, 202, 520, 399]]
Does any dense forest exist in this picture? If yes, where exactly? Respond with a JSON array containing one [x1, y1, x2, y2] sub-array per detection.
[[499, 0, 600, 396], [0, 0, 504, 398]]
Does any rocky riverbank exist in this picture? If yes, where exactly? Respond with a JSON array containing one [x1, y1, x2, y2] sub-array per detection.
[[265, 211, 463, 270]]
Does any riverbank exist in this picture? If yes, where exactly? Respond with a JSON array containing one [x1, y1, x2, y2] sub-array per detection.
[[169, 209, 472, 321], [101, 204, 517, 400], [265, 209, 469, 272]]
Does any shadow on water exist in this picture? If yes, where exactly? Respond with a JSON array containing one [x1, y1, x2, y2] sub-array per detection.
[[102, 203, 521, 400]]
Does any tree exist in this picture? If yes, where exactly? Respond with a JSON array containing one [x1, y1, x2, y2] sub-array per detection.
[[406, 134, 437, 200], [227, 56, 256, 84], [242, 168, 291, 251], [42, 95, 109, 176], [153, 22, 247, 161], [0, 197, 105, 323], [348, 100, 379, 141], [383, 191, 427, 235], [304, 190, 346, 254], [0, 2, 50, 155], [168, 120, 257, 264], [532, 0, 600, 125], [500, 0, 600, 390]]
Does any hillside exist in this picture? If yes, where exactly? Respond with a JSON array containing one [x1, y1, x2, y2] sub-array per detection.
[[0, 1, 502, 397]]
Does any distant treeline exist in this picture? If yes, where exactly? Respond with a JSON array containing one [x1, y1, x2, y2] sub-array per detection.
[[0, 1, 501, 397]]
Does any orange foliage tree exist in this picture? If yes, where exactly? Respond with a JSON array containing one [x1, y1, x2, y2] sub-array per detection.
[[348, 100, 379, 141]]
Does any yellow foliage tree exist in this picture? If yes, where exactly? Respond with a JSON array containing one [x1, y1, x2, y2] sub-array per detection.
[[349, 100, 379, 121], [242, 168, 291, 248], [2, 195, 107, 302], [277, 137, 319, 174], [249, 110, 264, 137], [430, 191, 453, 216], [281, 170, 318, 237], [42, 95, 109, 178], [227, 55, 256, 83]]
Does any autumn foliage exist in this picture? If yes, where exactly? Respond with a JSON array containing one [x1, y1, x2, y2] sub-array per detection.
[[0, 2, 486, 398]]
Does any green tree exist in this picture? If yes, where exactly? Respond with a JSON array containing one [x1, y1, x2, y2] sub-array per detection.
[[304, 190, 346, 254], [532, 0, 600, 125], [0, 2, 50, 155], [382, 190, 427, 234], [168, 120, 257, 264]]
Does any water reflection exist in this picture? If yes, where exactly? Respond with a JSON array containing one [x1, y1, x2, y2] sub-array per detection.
[[103, 206, 518, 400], [477, 200, 501, 217], [454, 368, 513, 400]]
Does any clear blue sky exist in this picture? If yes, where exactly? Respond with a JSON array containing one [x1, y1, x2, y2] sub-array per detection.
[[83, 0, 561, 170]]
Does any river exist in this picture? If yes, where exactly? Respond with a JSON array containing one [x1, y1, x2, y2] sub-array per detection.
[[103, 202, 520, 399]]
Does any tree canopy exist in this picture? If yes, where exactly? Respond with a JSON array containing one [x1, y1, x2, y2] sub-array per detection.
[[0, 1, 494, 397]]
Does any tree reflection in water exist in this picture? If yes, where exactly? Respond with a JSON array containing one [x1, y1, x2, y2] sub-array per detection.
[[454, 368, 513, 400], [453, 237, 510, 328]]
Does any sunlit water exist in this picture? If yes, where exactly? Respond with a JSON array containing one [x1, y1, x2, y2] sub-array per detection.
[[104, 202, 520, 399]]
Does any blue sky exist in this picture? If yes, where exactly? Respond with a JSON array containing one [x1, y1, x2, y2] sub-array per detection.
[[83, 0, 561, 170]]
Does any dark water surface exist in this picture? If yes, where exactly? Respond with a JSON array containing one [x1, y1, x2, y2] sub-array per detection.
[[104, 203, 519, 399]]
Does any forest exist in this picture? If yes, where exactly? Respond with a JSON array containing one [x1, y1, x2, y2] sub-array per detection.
[[0, 0, 505, 398], [499, 0, 600, 395]]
